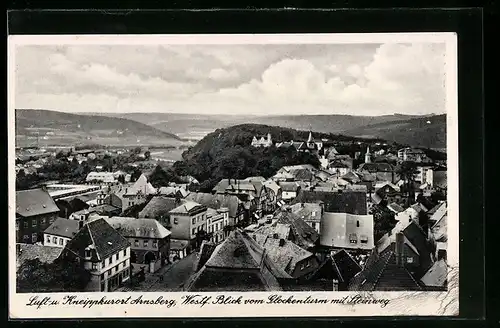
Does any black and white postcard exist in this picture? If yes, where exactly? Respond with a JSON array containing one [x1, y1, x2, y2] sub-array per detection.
[[8, 33, 458, 318]]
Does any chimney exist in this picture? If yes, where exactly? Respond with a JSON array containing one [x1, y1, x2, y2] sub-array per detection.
[[395, 232, 405, 267], [79, 220, 84, 230], [279, 238, 285, 247], [332, 279, 339, 291]]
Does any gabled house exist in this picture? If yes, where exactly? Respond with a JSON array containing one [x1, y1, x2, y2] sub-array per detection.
[[254, 210, 319, 252], [263, 179, 282, 211], [104, 217, 171, 273], [212, 178, 270, 217], [138, 196, 182, 226], [61, 218, 131, 292], [375, 219, 434, 279], [251, 233, 320, 279], [44, 217, 80, 248], [185, 192, 246, 227], [168, 201, 208, 249], [16, 188, 60, 244], [185, 230, 286, 292], [278, 182, 301, 202]]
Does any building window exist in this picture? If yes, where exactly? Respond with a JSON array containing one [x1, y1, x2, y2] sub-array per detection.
[[24, 221, 28, 229], [101, 282, 105, 292], [53, 236, 57, 244], [92, 263, 98, 270], [31, 233, 37, 243], [59, 238, 64, 246], [349, 233, 358, 244], [116, 253, 119, 261], [192, 228, 196, 235], [152, 240, 158, 248], [124, 248, 127, 256], [41, 218, 46, 225], [115, 266, 118, 273], [101, 273, 105, 280], [356, 220, 360, 228], [109, 257, 112, 265], [46, 235, 51, 243], [192, 218, 195, 224], [407, 257, 414, 263], [32, 220, 37, 227], [174, 218, 178, 224], [102, 260, 106, 268], [50, 218, 55, 224], [107, 269, 111, 276], [306, 260, 311, 267], [134, 240, 139, 247], [143, 240, 149, 247], [23, 235, 29, 242], [85, 249, 91, 257]]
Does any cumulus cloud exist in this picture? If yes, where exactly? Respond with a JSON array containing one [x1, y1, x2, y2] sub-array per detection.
[[14, 42, 447, 116]]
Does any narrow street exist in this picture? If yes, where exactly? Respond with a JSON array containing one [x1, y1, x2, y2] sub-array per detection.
[[144, 252, 198, 292]]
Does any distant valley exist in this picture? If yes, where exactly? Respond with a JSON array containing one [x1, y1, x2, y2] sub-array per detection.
[[90, 112, 446, 149]]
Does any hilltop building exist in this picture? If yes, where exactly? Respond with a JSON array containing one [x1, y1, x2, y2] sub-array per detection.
[[251, 133, 273, 148], [364, 146, 372, 164]]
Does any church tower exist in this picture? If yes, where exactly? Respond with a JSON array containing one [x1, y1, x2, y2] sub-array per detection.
[[365, 146, 372, 163]]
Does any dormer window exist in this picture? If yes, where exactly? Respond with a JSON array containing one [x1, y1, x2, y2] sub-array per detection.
[[85, 249, 91, 258]]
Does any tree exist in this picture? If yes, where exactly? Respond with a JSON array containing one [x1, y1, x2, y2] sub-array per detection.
[[144, 151, 151, 160], [55, 151, 66, 159], [17, 259, 91, 293]]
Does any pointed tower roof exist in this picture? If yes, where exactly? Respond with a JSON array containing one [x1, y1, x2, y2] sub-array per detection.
[[307, 131, 314, 143]]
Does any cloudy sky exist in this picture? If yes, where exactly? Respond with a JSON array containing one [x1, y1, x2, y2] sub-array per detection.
[[14, 42, 446, 116]]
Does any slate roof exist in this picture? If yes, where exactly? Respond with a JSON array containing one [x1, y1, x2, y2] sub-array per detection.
[[348, 251, 422, 291], [170, 239, 189, 250], [254, 234, 314, 277], [290, 202, 323, 223], [16, 188, 60, 217], [420, 259, 447, 287], [195, 241, 217, 272], [271, 211, 319, 250], [105, 217, 171, 239], [16, 243, 63, 269], [138, 196, 181, 219], [320, 212, 374, 250], [185, 192, 242, 218], [292, 190, 367, 215], [387, 203, 405, 213], [44, 218, 80, 239], [185, 230, 285, 291], [431, 213, 447, 242], [65, 218, 130, 261], [341, 171, 360, 183]]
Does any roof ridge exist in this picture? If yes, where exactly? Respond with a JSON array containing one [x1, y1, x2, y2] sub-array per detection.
[[371, 251, 393, 291], [86, 220, 99, 261]]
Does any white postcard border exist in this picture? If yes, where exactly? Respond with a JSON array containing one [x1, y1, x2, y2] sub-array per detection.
[[8, 33, 459, 318]]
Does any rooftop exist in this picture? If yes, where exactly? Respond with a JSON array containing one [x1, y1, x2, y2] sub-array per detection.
[[16, 188, 60, 217], [105, 217, 171, 239], [44, 217, 80, 239]]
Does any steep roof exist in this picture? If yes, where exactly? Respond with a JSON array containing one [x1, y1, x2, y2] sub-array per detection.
[[16, 188, 60, 217], [420, 259, 447, 287], [290, 202, 322, 223], [387, 203, 405, 213], [138, 196, 180, 219], [292, 190, 367, 215], [65, 218, 130, 261], [186, 230, 284, 291], [16, 243, 63, 269], [105, 217, 171, 239], [263, 180, 281, 194], [273, 211, 319, 250], [254, 234, 313, 276], [185, 192, 242, 218], [348, 251, 422, 291], [44, 218, 80, 239]]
